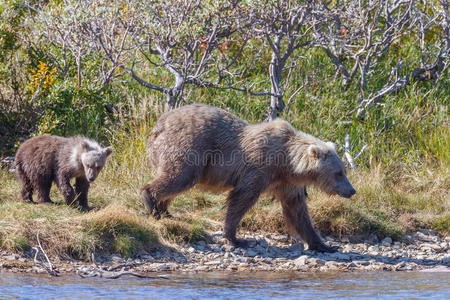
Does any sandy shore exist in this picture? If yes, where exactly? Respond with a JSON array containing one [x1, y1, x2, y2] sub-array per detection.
[[1, 229, 449, 276]]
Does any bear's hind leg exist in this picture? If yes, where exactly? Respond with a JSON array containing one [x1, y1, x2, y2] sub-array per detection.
[[16, 165, 34, 203], [35, 178, 54, 204], [277, 185, 338, 253], [141, 169, 199, 219], [224, 179, 265, 248]]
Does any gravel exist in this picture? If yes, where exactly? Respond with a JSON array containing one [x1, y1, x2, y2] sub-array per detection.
[[1, 230, 449, 275]]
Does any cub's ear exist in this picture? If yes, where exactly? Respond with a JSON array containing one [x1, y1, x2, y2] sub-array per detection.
[[326, 142, 336, 151], [104, 147, 113, 157], [81, 141, 90, 152], [308, 145, 322, 159]]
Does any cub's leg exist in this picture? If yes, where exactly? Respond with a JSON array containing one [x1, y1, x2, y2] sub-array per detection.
[[75, 176, 91, 211], [141, 167, 200, 219], [35, 177, 53, 204], [16, 164, 34, 203], [224, 176, 266, 247], [55, 173, 75, 206], [276, 184, 338, 253]]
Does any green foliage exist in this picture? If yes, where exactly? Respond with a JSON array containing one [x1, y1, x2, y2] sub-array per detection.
[[0, 235, 31, 252], [84, 215, 159, 258]]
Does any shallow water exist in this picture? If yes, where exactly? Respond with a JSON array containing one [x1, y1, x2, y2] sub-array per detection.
[[1, 271, 449, 299]]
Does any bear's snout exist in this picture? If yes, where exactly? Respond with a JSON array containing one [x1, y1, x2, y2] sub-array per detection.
[[339, 187, 356, 198]]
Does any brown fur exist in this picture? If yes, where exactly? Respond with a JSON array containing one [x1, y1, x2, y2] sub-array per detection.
[[142, 104, 355, 252], [14, 135, 112, 209]]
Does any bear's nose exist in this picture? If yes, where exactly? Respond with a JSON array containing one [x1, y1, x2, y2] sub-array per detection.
[[350, 188, 356, 196]]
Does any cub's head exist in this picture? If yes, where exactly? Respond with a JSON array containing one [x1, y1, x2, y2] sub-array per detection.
[[306, 142, 356, 198], [80, 141, 113, 182]]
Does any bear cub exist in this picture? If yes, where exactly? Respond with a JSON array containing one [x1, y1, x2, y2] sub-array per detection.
[[14, 135, 113, 210]]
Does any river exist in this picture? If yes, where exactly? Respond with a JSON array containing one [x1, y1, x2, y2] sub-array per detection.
[[1, 271, 449, 299]]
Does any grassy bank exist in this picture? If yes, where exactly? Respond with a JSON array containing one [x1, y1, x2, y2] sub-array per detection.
[[0, 101, 448, 259]]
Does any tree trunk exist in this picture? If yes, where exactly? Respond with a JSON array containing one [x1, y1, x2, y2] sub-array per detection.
[[268, 53, 284, 121]]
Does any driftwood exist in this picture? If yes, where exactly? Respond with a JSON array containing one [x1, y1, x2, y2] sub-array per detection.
[[32, 230, 59, 276], [76, 264, 168, 280]]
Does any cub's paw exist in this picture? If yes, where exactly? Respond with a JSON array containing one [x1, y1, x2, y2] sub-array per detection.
[[79, 205, 94, 212], [141, 190, 156, 215]]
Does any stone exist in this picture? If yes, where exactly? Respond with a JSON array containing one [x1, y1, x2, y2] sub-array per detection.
[[343, 244, 353, 252], [222, 244, 234, 252], [294, 255, 309, 266], [309, 258, 325, 266], [204, 260, 222, 265], [111, 255, 124, 263], [272, 235, 289, 242], [381, 237, 392, 246], [368, 245, 379, 252], [245, 249, 258, 257], [354, 260, 370, 266], [4, 254, 18, 261], [328, 252, 351, 261]]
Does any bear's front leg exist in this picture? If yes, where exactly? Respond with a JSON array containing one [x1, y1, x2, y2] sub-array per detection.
[[75, 176, 91, 211], [56, 173, 76, 206], [276, 184, 339, 253]]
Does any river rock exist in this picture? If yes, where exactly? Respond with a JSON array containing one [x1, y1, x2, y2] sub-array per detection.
[[4, 254, 18, 261], [204, 260, 222, 265], [381, 237, 392, 246], [222, 244, 234, 252], [328, 252, 351, 261], [111, 255, 124, 263], [294, 255, 309, 266]]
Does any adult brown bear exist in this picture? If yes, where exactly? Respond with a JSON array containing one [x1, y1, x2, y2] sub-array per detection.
[[141, 104, 355, 252]]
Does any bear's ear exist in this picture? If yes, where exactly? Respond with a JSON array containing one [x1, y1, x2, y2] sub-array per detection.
[[104, 147, 113, 157], [308, 145, 322, 159], [81, 141, 90, 152]]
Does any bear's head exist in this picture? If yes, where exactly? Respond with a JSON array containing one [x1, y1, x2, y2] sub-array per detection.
[[80, 142, 113, 182], [306, 142, 356, 198]]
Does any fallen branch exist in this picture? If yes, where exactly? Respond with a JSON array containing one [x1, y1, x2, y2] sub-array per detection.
[[344, 134, 357, 169], [33, 230, 59, 276], [76, 265, 168, 280], [343, 135, 368, 169]]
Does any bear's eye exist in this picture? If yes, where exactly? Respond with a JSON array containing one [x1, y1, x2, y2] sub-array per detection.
[[335, 171, 344, 177]]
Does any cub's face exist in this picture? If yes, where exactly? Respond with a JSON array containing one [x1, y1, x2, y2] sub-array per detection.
[[81, 147, 113, 182], [309, 145, 356, 199]]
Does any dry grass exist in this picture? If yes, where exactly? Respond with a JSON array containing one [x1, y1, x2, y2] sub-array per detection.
[[0, 157, 448, 259], [0, 100, 448, 259]]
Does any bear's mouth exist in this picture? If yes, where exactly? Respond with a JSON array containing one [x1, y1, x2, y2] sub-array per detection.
[[337, 189, 356, 198]]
